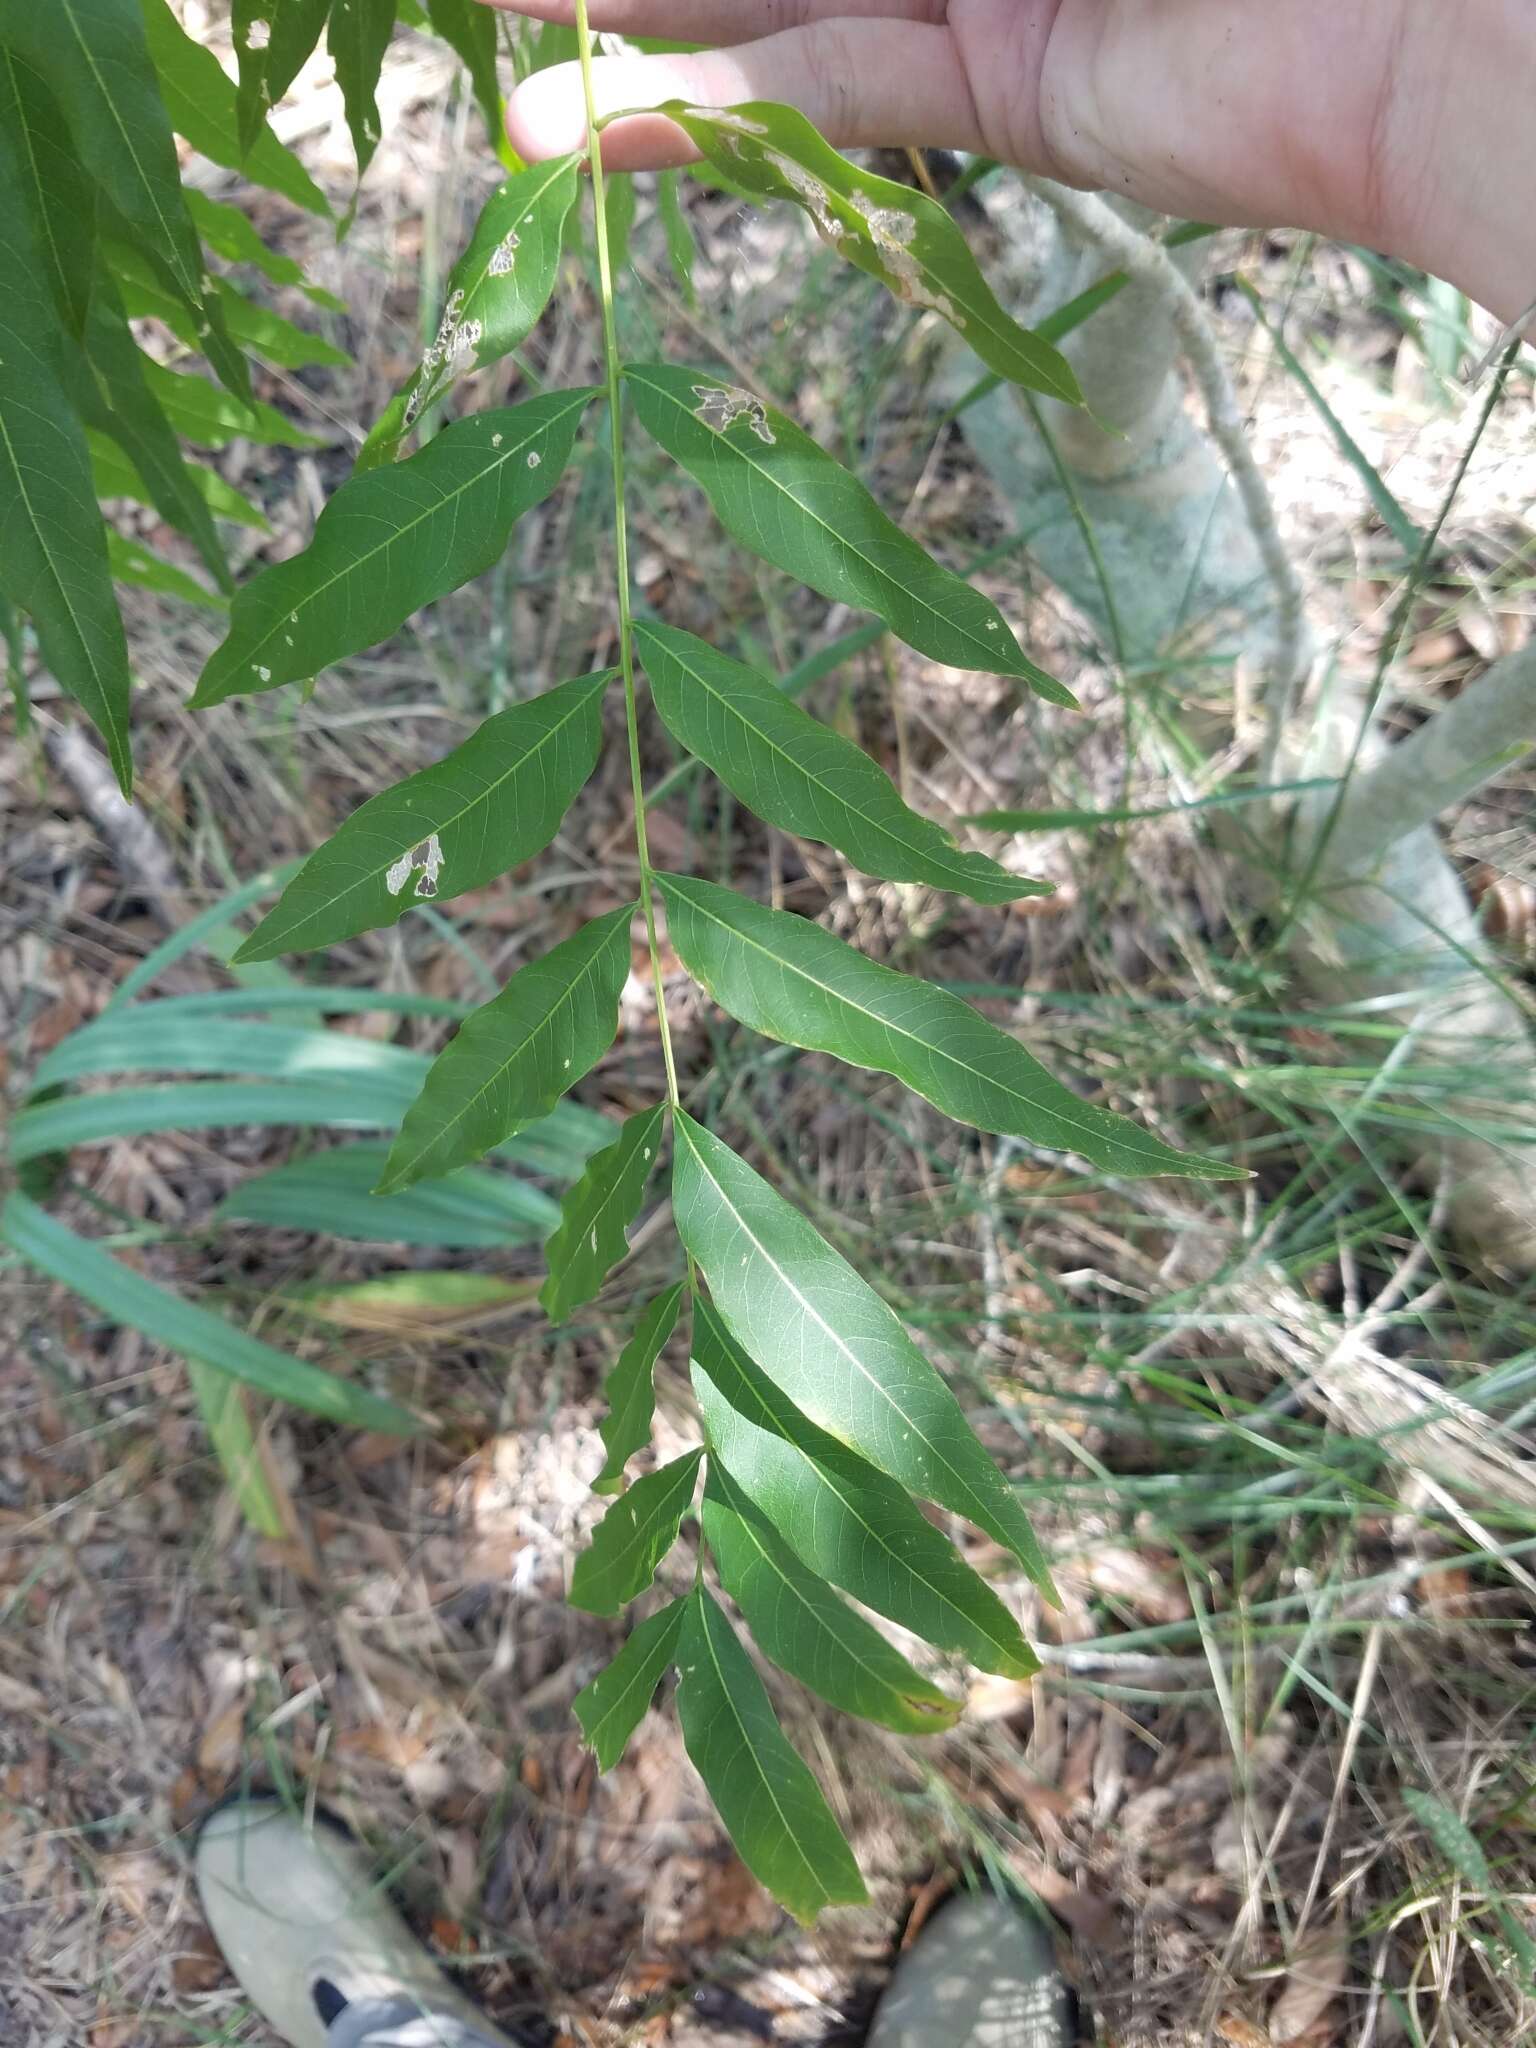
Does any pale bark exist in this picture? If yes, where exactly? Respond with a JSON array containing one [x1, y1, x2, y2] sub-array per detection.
[[949, 186, 1536, 1268]]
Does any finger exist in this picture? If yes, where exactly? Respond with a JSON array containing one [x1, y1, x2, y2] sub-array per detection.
[[504, 21, 987, 169], [479, 0, 945, 47]]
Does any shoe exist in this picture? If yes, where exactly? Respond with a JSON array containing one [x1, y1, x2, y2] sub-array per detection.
[[865, 1891, 1073, 2048], [195, 1797, 519, 2048]]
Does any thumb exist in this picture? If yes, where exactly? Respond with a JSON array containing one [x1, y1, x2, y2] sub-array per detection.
[[504, 22, 988, 169]]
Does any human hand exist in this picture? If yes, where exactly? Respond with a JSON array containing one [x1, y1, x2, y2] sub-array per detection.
[[477, 1, 1536, 328]]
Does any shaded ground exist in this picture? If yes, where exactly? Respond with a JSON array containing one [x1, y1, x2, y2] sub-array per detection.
[[3, 13, 1535, 2047]]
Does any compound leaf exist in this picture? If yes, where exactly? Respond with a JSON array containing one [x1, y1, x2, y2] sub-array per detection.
[[627, 362, 1071, 704], [238, 670, 612, 960], [143, 0, 330, 219], [675, 1587, 867, 1924], [693, 1300, 1036, 1677], [663, 101, 1080, 404], [0, 139, 132, 793], [660, 874, 1234, 1182], [594, 1281, 684, 1494], [541, 1104, 666, 1325], [702, 1462, 961, 1735], [570, 1447, 702, 1616], [360, 153, 582, 469], [574, 1596, 686, 1770], [328, 0, 395, 180], [673, 1111, 1053, 1594], [380, 905, 635, 1193], [639, 623, 1047, 904], [193, 388, 599, 707]]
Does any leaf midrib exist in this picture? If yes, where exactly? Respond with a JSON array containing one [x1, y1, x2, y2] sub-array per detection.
[[708, 1465, 949, 1716], [680, 1117, 1006, 1541], [689, 1595, 832, 1912], [647, 631, 1027, 898], [583, 1451, 699, 1602], [222, 389, 595, 678], [422, 155, 574, 396], [61, 0, 198, 307], [667, 881, 1181, 1170], [547, 1106, 659, 1284], [725, 120, 1066, 400], [696, 1337, 1025, 1671], [634, 371, 1013, 673], [584, 1601, 682, 1752], [263, 674, 607, 948], [386, 915, 626, 1185], [0, 377, 125, 772]]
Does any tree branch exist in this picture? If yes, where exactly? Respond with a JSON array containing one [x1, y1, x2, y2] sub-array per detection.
[[1314, 642, 1536, 878], [1025, 180, 1309, 735]]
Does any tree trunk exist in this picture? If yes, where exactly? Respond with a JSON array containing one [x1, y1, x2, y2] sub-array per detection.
[[948, 186, 1536, 1268]]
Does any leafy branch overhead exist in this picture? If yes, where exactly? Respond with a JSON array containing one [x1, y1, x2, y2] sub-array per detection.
[[2, 0, 1244, 1924]]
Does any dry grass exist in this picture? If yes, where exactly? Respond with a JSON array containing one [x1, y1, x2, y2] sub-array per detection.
[[3, 12, 1535, 2047]]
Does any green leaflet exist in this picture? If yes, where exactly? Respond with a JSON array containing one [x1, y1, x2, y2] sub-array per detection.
[[238, 671, 613, 960], [142, 0, 330, 220], [106, 242, 349, 371], [0, 45, 95, 337], [328, 0, 395, 179], [662, 101, 1080, 405], [660, 874, 1235, 1182], [193, 389, 599, 707], [360, 154, 582, 470], [673, 1111, 1054, 1595], [570, 1448, 702, 1616], [232, 0, 331, 158], [1, 1191, 418, 1434], [423, 0, 502, 146], [675, 1588, 867, 1924], [379, 905, 636, 1193], [594, 1282, 684, 1494], [574, 1596, 686, 1770], [0, 141, 132, 795], [91, 432, 270, 533], [141, 360, 322, 451], [656, 171, 697, 305], [82, 284, 232, 591], [604, 169, 637, 277], [541, 1105, 666, 1324], [692, 1300, 1036, 1677], [185, 192, 342, 311], [3, 0, 197, 307], [701, 1463, 960, 1736], [108, 533, 226, 612], [217, 1142, 559, 1248], [3, 0, 249, 401], [638, 623, 1047, 904], [626, 362, 1072, 705]]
